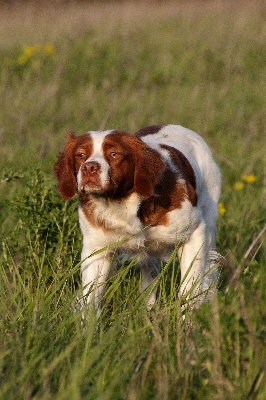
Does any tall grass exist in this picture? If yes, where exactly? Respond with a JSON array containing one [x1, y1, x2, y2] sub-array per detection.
[[0, 2, 265, 399]]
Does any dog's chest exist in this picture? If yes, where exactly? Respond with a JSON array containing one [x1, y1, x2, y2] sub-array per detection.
[[81, 193, 142, 235], [80, 193, 198, 254]]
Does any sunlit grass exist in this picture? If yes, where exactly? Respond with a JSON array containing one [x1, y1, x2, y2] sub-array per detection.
[[0, 2, 265, 399]]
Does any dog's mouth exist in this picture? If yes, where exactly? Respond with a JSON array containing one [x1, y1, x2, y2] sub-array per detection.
[[77, 172, 119, 196], [79, 181, 102, 194]]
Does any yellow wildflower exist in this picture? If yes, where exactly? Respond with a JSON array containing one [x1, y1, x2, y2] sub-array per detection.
[[23, 46, 34, 58], [218, 202, 226, 216], [18, 54, 28, 65], [234, 181, 244, 191], [242, 174, 257, 184], [44, 44, 54, 55]]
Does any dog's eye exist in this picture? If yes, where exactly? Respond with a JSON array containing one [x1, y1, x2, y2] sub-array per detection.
[[76, 153, 86, 159], [110, 152, 118, 159]]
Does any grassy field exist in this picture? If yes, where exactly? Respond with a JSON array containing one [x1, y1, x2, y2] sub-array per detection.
[[0, 1, 266, 399]]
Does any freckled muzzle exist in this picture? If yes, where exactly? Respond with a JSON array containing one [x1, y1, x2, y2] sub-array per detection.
[[78, 161, 103, 192]]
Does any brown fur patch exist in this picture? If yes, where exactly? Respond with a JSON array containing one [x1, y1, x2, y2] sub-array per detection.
[[54, 133, 77, 200], [160, 144, 197, 206], [137, 144, 198, 226], [137, 169, 187, 226], [101, 131, 136, 198], [103, 131, 166, 198], [79, 195, 99, 228], [135, 125, 165, 138], [72, 134, 93, 174], [54, 132, 93, 200]]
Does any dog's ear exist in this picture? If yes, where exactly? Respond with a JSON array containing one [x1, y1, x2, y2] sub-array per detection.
[[54, 133, 77, 200], [134, 142, 165, 198]]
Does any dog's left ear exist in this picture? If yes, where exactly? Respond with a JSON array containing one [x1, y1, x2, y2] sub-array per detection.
[[54, 133, 77, 200], [134, 143, 165, 198]]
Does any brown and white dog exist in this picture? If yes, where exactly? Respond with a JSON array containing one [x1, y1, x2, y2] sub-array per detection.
[[54, 124, 221, 309]]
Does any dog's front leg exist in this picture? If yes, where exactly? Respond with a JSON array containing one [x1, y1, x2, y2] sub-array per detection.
[[80, 249, 111, 310], [178, 221, 209, 305]]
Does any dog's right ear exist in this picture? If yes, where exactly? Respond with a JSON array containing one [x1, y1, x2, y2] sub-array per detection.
[[54, 133, 77, 200]]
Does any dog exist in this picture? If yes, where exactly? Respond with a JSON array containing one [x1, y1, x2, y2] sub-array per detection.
[[54, 124, 221, 310]]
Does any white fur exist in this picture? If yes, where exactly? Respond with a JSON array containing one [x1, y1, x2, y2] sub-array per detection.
[[77, 125, 221, 310], [77, 130, 114, 193]]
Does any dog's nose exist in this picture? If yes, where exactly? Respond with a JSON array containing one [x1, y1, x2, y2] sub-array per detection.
[[81, 161, 100, 174]]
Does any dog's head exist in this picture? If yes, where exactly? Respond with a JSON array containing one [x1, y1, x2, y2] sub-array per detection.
[[54, 130, 165, 200]]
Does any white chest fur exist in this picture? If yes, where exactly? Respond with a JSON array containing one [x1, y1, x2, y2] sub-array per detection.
[[79, 192, 199, 258]]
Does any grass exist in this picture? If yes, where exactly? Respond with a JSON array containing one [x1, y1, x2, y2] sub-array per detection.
[[0, 1, 266, 399]]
